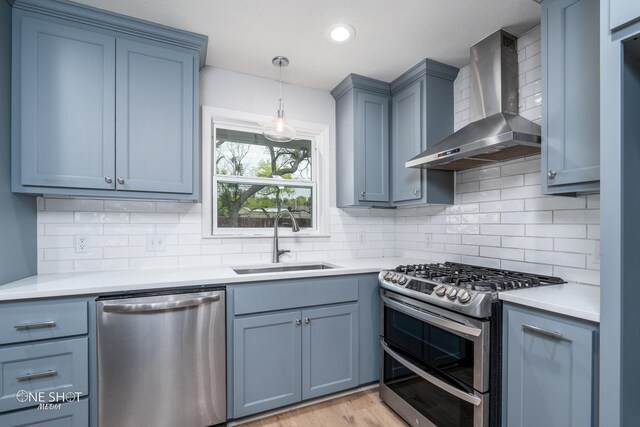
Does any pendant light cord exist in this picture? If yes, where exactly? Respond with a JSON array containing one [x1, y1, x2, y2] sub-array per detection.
[[279, 64, 283, 104]]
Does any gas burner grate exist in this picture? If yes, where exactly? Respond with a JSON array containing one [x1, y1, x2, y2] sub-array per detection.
[[394, 261, 564, 291]]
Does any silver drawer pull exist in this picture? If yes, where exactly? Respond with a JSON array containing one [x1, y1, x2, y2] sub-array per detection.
[[522, 324, 566, 341], [14, 321, 57, 331], [16, 369, 58, 382]]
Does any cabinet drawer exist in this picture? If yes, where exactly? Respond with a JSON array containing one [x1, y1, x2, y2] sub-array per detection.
[[0, 398, 88, 426], [0, 337, 89, 413], [234, 277, 358, 315], [0, 300, 87, 345]]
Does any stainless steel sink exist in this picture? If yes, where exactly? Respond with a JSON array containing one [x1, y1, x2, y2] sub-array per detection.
[[232, 263, 337, 275]]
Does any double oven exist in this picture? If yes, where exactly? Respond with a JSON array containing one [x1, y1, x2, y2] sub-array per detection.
[[380, 288, 501, 427]]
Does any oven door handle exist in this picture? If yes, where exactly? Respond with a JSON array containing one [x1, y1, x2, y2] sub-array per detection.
[[381, 339, 482, 406], [381, 295, 482, 337]]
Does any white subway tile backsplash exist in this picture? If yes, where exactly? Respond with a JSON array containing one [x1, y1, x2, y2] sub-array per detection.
[[480, 200, 525, 213], [480, 246, 524, 261], [525, 250, 585, 268], [461, 235, 501, 247], [502, 236, 553, 251], [74, 212, 130, 224], [553, 210, 600, 224], [526, 224, 586, 238], [480, 224, 525, 236], [501, 211, 552, 224], [45, 199, 104, 212], [501, 185, 542, 200]]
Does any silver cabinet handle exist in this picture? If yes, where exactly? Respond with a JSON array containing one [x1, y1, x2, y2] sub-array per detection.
[[382, 295, 481, 337], [103, 294, 220, 313], [295, 319, 301, 326], [304, 317, 310, 324], [522, 324, 566, 341], [361, 191, 366, 199], [16, 369, 58, 382], [547, 170, 557, 179], [117, 177, 125, 184], [14, 321, 56, 330], [382, 340, 482, 406], [105, 176, 113, 184]]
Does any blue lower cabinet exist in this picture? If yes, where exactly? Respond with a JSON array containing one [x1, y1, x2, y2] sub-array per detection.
[[357, 276, 380, 384], [0, 398, 88, 427], [302, 303, 358, 400], [233, 310, 302, 418], [503, 303, 598, 426], [0, 337, 88, 413]]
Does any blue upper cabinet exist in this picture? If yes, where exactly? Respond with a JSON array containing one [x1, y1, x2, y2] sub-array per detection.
[[332, 75, 391, 207], [11, 0, 207, 200], [13, 14, 116, 191], [541, 0, 600, 195], [610, 0, 640, 31], [391, 79, 423, 202], [390, 60, 458, 205], [115, 39, 195, 194]]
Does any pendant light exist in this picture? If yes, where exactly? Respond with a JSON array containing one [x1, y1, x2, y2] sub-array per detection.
[[262, 56, 296, 142]]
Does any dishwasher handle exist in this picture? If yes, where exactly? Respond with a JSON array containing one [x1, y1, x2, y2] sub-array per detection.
[[102, 294, 221, 313]]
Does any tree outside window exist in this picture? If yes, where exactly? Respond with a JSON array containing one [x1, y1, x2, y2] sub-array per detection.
[[214, 128, 314, 229]]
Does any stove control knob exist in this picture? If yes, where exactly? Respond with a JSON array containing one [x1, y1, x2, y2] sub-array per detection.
[[383, 272, 393, 281], [434, 285, 446, 297], [398, 276, 408, 285], [457, 290, 471, 303], [392, 274, 400, 283], [446, 287, 458, 300]]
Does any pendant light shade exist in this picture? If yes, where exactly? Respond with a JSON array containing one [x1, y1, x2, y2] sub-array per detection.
[[263, 56, 297, 142]]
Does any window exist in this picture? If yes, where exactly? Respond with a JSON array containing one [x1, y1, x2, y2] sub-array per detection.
[[201, 107, 329, 237]]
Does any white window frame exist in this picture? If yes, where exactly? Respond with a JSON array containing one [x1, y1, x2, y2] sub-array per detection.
[[201, 106, 330, 238]]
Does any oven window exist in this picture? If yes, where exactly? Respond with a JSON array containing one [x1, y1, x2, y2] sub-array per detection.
[[384, 305, 475, 388], [383, 352, 475, 427]]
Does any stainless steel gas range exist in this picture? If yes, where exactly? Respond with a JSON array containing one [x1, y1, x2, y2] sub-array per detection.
[[378, 262, 565, 427]]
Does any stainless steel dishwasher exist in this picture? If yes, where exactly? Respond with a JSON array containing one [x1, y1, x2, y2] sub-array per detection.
[[97, 288, 226, 427]]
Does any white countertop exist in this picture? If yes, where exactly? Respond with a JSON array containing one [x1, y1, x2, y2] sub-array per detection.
[[0, 257, 419, 302], [499, 282, 600, 323], [0, 258, 601, 323]]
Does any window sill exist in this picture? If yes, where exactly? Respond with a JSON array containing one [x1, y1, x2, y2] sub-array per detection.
[[203, 232, 332, 239]]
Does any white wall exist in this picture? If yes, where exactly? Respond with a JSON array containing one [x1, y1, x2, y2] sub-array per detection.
[[395, 26, 601, 285], [36, 68, 395, 274]]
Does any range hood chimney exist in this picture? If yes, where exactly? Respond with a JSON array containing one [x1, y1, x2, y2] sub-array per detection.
[[406, 30, 541, 170]]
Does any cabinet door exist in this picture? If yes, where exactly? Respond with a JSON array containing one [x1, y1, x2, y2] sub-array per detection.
[[233, 310, 302, 418], [358, 275, 380, 384], [116, 38, 195, 194], [302, 303, 358, 400], [17, 15, 115, 190], [610, 0, 640, 31], [504, 306, 597, 427], [0, 398, 88, 427], [356, 91, 390, 203], [542, 0, 600, 194], [392, 80, 423, 202]]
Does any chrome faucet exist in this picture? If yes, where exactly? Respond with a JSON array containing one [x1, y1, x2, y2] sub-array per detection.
[[272, 210, 300, 263]]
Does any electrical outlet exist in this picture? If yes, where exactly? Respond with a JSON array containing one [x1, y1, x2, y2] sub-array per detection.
[[75, 235, 90, 253], [146, 235, 167, 252], [358, 231, 367, 247], [425, 233, 433, 249], [593, 241, 601, 264]]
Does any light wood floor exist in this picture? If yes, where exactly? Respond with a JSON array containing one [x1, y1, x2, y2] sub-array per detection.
[[237, 389, 408, 427]]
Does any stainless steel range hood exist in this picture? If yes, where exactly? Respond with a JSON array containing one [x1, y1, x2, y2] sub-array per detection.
[[406, 30, 541, 171]]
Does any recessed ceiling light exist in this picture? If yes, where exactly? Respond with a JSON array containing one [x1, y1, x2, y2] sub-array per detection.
[[326, 23, 355, 44]]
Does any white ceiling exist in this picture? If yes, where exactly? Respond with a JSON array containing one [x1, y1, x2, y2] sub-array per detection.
[[74, 0, 541, 91]]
